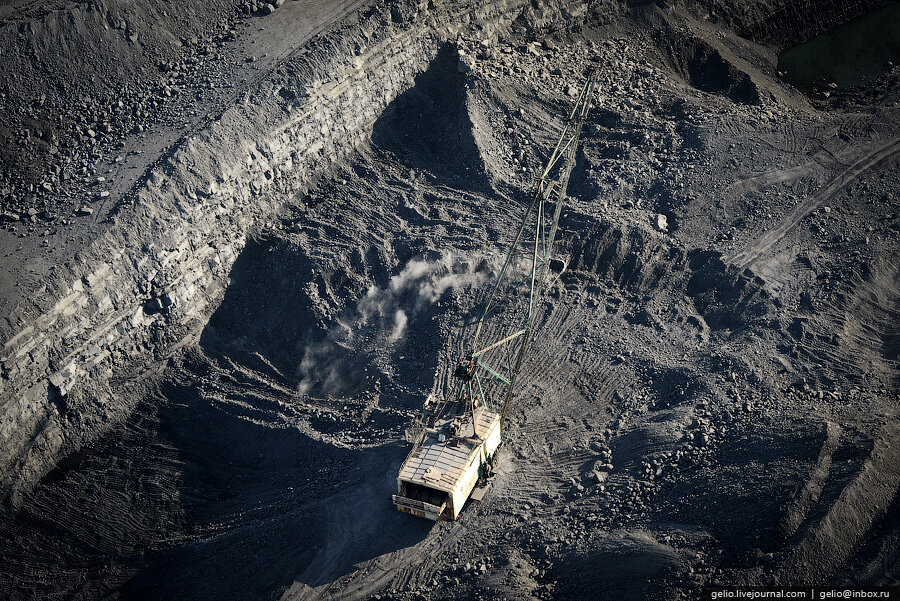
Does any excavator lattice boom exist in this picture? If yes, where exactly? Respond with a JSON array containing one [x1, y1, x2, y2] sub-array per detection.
[[393, 70, 598, 520]]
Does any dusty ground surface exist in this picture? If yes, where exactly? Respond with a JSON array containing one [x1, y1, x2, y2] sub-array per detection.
[[0, 0, 899, 599]]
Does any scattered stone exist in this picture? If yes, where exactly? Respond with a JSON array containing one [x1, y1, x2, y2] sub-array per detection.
[[656, 213, 668, 232], [48, 362, 78, 396], [591, 470, 608, 484], [457, 53, 473, 73]]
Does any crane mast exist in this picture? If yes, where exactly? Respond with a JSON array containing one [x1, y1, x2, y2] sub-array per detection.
[[461, 69, 598, 421], [392, 71, 597, 520]]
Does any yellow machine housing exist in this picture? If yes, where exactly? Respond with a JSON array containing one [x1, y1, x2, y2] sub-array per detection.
[[392, 406, 501, 520]]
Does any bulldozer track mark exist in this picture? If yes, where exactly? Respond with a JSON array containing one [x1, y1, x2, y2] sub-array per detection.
[[727, 136, 900, 269], [763, 414, 900, 584], [796, 260, 900, 386], [778, 422, 842, 541]]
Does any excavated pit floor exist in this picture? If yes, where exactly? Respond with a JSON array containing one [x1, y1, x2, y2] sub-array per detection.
[[2, 5, 900, 601]]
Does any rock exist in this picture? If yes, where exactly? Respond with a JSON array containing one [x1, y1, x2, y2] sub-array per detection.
[[48, 362, 78, 396], [656, 213, 668, 232], [264, 3, 275, 14], [457, 53, 473, 73], [99, 191, 110, 199], [77, 206, 94, 215]]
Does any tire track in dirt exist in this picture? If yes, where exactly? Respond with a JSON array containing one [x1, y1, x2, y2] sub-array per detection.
[[721, 159, 821, 197], [753, 413, 900, 584], [726, 136, 900, 270], [777, 421, 841, 542]]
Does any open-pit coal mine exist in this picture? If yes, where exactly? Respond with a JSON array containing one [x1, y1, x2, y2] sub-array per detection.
[[0, 0, 899, 599]]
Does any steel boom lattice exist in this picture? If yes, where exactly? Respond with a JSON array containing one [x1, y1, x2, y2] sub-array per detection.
[[449, 70, 598, 424]]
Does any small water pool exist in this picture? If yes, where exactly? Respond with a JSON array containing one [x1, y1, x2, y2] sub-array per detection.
[[778, 2, 900, 94]]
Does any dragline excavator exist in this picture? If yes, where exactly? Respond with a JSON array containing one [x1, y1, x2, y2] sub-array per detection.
[[392, 70, 598, 520]]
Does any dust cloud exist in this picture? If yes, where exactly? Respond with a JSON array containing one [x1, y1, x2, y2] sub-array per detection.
[[298, 252, 495, 395]]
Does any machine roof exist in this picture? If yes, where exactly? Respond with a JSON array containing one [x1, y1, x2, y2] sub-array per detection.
[[398, 407, 500, 492]]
